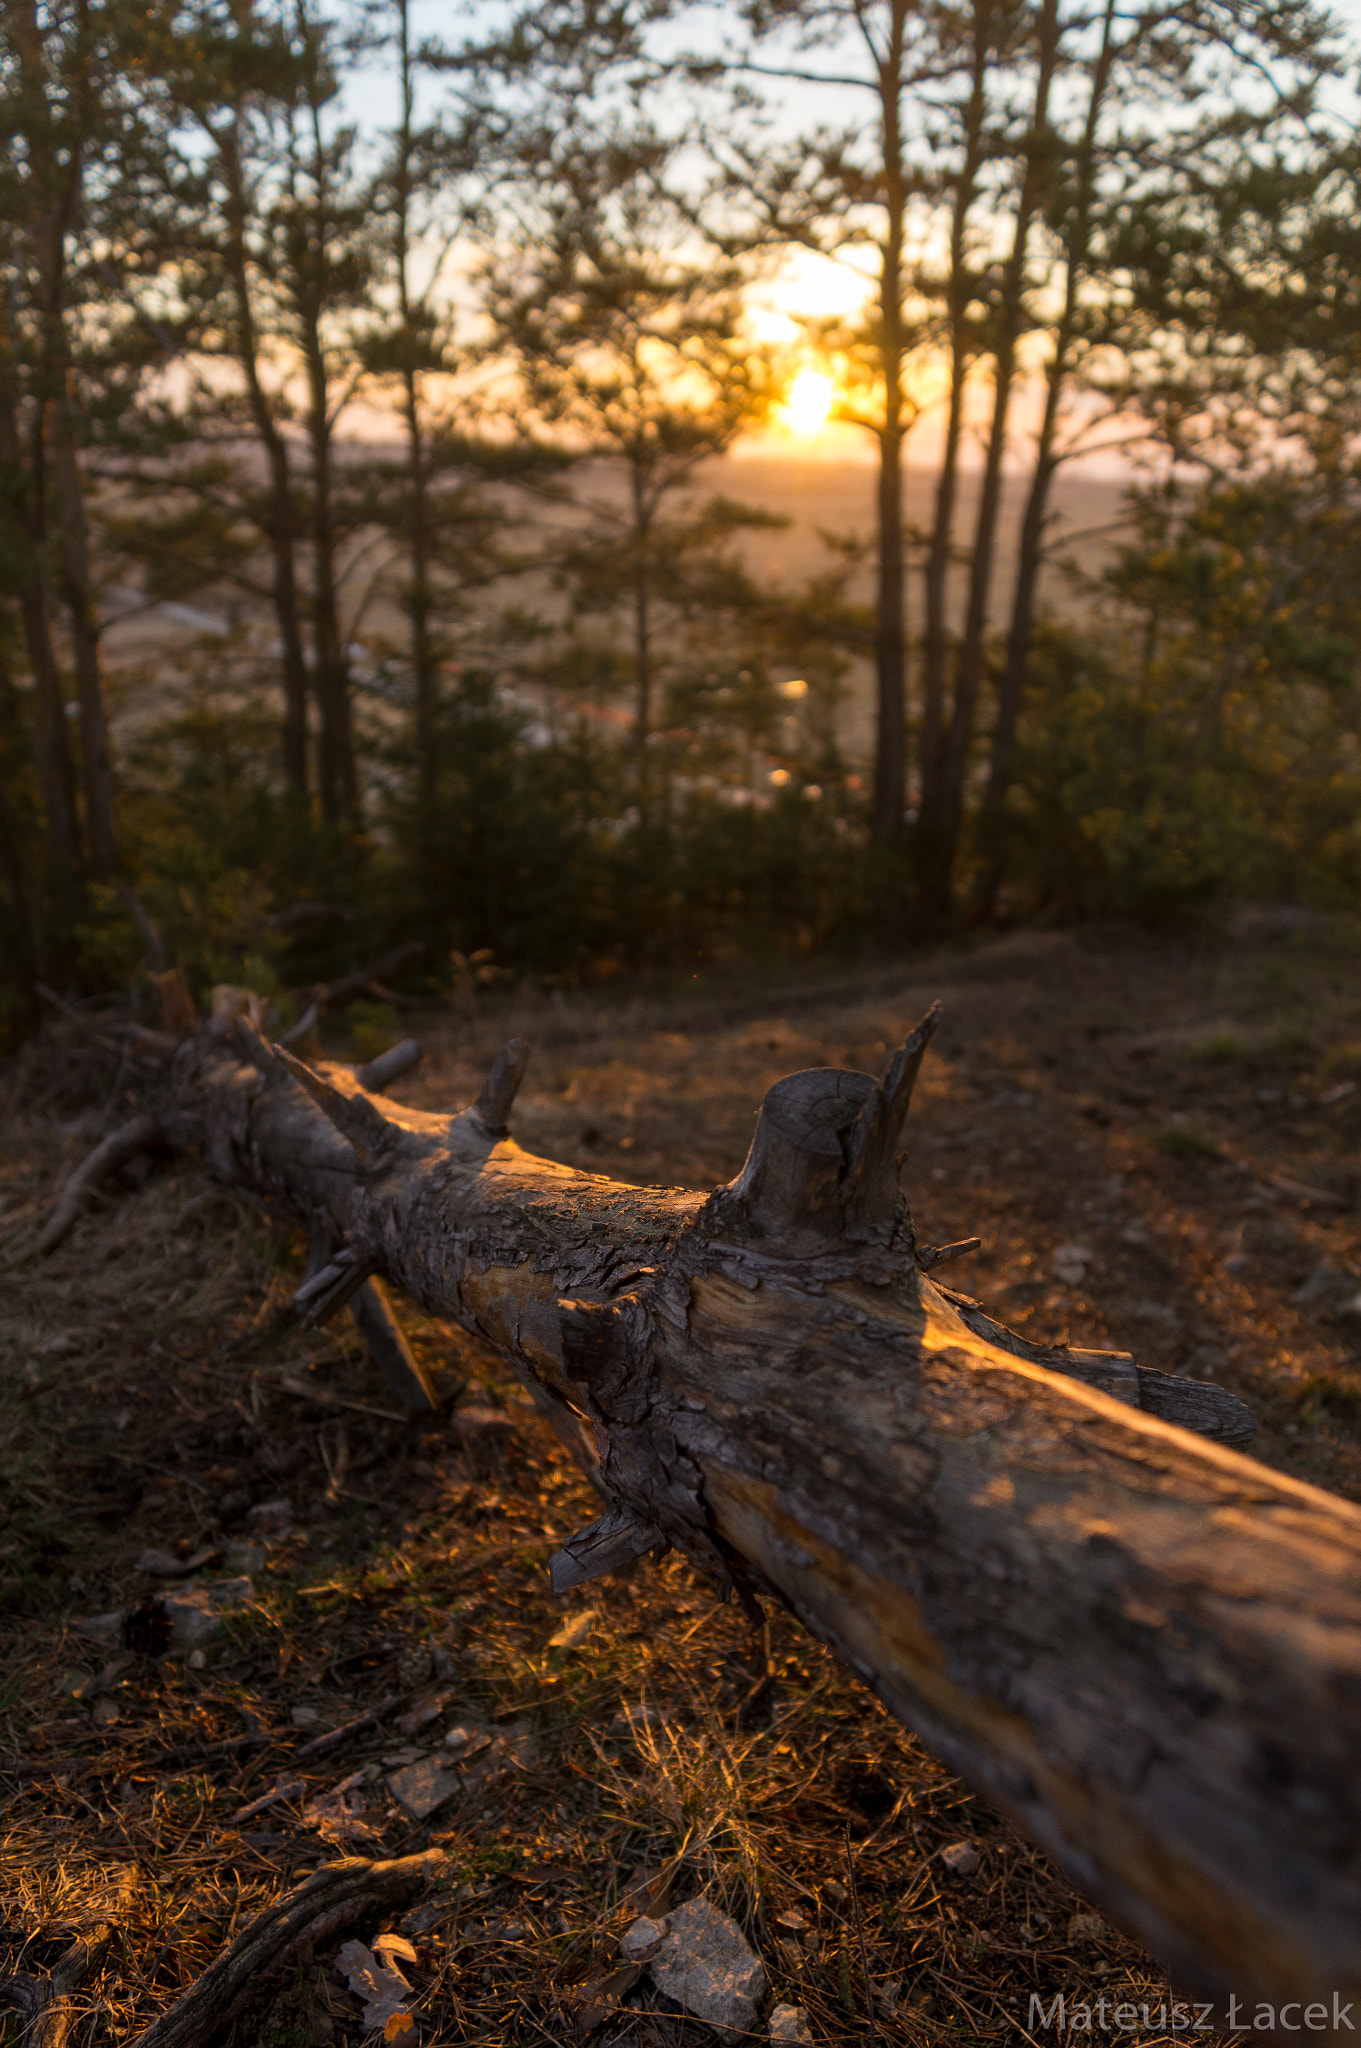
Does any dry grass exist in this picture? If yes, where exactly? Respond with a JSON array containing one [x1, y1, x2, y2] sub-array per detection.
[[5, 925, 1361, 2045]]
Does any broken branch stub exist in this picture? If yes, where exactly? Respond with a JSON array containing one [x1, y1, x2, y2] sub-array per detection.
[[470, 1037, 530, 1139], [133, 1000, 1361, 2019]]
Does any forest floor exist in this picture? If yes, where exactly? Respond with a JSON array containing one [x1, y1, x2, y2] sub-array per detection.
[[4, 915, 1361, 2048]]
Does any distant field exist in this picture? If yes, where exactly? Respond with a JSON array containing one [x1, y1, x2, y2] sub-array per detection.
[[100, 448, 1133, 769]]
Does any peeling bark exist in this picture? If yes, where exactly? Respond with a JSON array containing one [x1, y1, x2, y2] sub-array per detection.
[[100, 1001, 1361, 2020]]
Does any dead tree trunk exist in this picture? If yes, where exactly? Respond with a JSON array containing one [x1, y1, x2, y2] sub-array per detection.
[[108, 1005, 1361, 2023]]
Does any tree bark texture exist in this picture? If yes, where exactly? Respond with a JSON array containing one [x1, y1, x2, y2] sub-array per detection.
[[132, 1005, 1361, 2029]]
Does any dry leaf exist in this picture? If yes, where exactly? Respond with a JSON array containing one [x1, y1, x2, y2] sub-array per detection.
[[372, 1933, 419, 1968], [335, 1937, 413, 2032], [574, 1961, 641, 2035], [547, 1609, 597, 1653]]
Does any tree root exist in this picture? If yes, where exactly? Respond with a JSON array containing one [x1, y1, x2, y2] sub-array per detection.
[[128, 1850, 445, 2048]]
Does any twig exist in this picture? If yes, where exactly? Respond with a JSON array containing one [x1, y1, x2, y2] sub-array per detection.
[[291, 1693, 404, 1762], [845, 1820, 877, 2045]]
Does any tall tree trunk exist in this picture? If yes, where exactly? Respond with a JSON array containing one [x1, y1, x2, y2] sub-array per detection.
[[404, 363, 436, 849], [51, 397, 118, 874], [217, 122, 311, 801], [916, 4, 991, 901], [926, 0, 1062, 915], [392, 0, 438, 861], [306, 366, 355, 827], [0, 646, 38, 996], [0, 344, 81, 882], [7, 0, 84, 883], [870, 5, 910, 847], [973, 0, 1118, 921], [300, 91, 357, 829]]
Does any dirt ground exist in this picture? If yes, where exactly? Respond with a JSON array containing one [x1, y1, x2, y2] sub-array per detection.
[[3, 917, 1361, 2048]]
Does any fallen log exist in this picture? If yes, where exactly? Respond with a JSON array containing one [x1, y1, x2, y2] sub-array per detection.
[[85, 1001, 1361, 2025]]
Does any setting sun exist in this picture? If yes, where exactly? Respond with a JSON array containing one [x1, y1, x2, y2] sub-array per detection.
[[781, 367, 835, 436]]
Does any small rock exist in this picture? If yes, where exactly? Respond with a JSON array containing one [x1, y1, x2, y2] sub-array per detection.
[[939, 1840, 980, 1876], [774, 1909, 807, 1932], [1182, 1344, 1229, 1381], [1292, 1264, 1357, 1315], [770, 2004, 813, 2043], [247, 1499, 293, 1534], [224, 1541, 266, 1575], [160, 1577, 255, 1652], [620, 1915, 668, 1963], [632, 1895, 766, 2044], [1067, 1912, 1106, 1943], [91, 1697, 120, 1729], [1222, 1253, 1251, 1276], [386, 1756, 461, 1821], [1052, 1244, 1093, 1286], [290, 1705, 323, 1729]]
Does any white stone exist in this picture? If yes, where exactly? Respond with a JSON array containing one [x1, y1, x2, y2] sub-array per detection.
[[939, 1839, 980, 1875], [637, 1896, 766, 2044]]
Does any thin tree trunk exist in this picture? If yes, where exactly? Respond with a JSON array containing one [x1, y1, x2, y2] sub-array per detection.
[[973, 0, 1118, 921], [916, 4, 991, 897], [217, 122, 311, 800], [870, 10, 909, 847], [393, 0, 438, 858], [0, 346, 81, 881], [630, 455, 655, 820], [306, 365, 355, 826], [0, 649, 38, 995], [928, 0, 1062, 914], [405, 363, 436, 847], [7, 0, 84, 883], [112, 1002, 1361, 2022], [51, 399, 117, 874], [299, 90, 357, 827]]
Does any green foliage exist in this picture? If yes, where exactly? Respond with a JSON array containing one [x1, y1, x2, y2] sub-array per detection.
[[1151, 1125, 1223, 1162], [985, 461, 1361, 923], [1186, 1032, 1248, 1064]]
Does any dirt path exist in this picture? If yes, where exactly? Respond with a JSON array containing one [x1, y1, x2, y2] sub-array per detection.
[[2, 921, 1358, 2045]]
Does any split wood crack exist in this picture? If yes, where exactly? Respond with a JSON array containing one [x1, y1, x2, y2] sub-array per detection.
[[24, 996, 1361, 2026]]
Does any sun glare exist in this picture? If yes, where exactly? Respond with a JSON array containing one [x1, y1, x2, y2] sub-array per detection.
[[781, 368, 835, 436]]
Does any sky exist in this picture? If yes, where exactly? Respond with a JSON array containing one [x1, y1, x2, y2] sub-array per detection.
[[340, 0, 1361, 477]]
